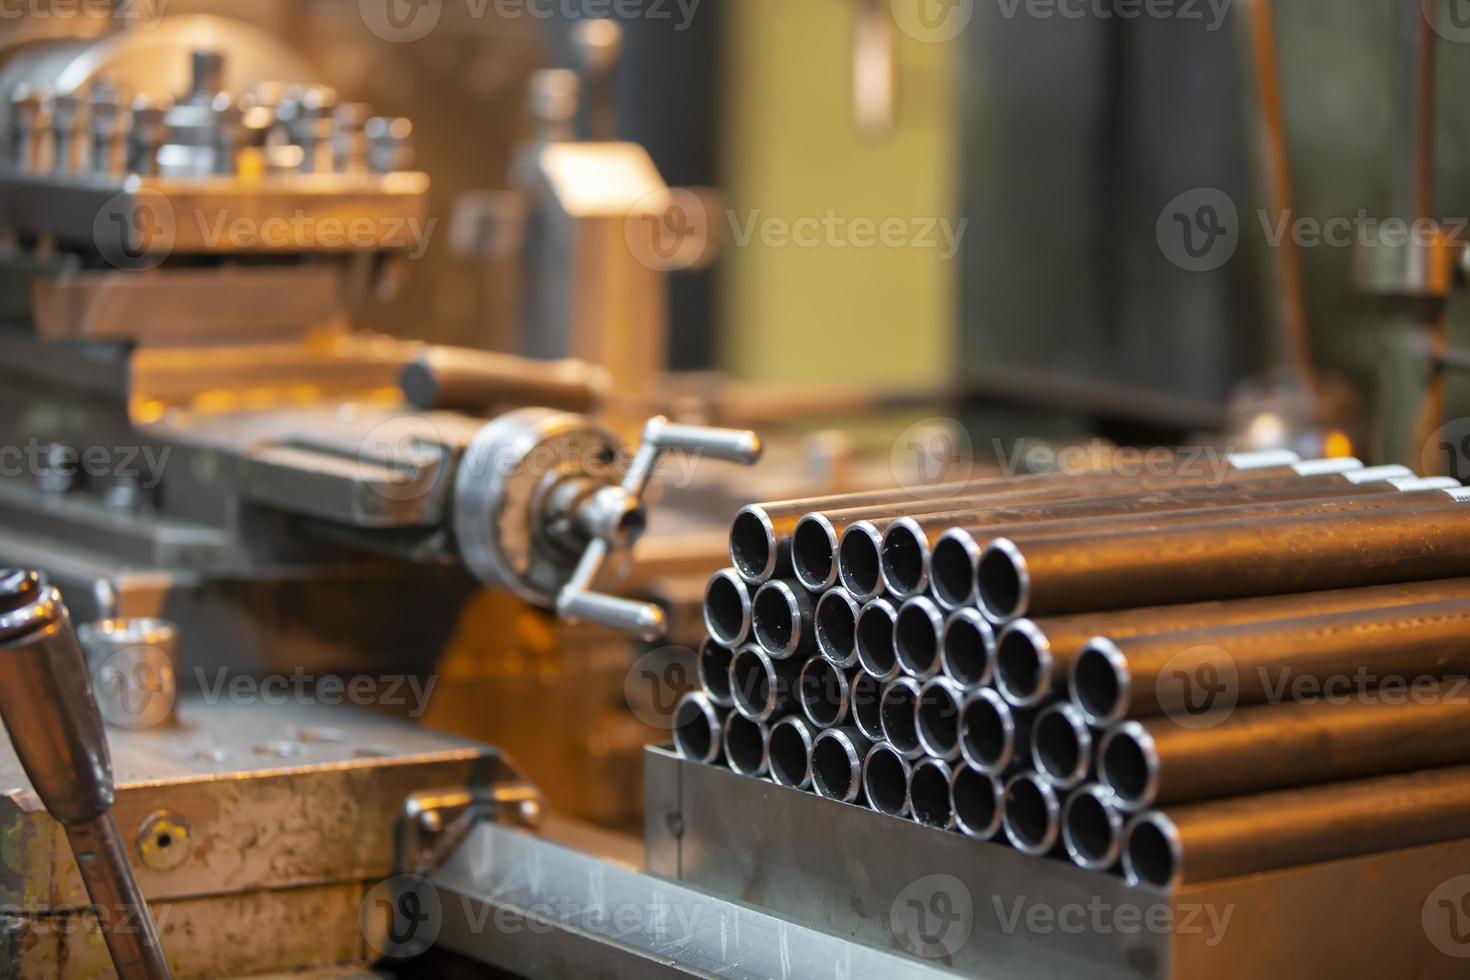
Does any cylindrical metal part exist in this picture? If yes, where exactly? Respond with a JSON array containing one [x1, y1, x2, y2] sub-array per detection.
[[723, 711, 770, 777], [798, 656, 852, 728], [673, 692, 725, 764], [950, 762, 1005, 839], [791, 513, 844, 592], [697, 638, 736, 708], [979, 497, 1470, 621], [1030, 702, 1094, 791], [1003, 771, 1064, 856], [1122, 764, 1470, 890], [851, 670, 885, 742], [64, 816, 173, 980], [894, 596, 946, 679], [728, 505, 795, 584], [915, 677, 965, 762], [768, 716, 817, 790], [729, 645, 801, 722], [932, 529, 984, 609], [941, 608, 996, 688], [863, 741, 913, 817], [811, 727, 872, 803], [703, 569, 752, 648], [1062, 783, 1125, 872], [814, 587, 861, 668], [1071, 598, 1470, 726], [1099, 691, 1470, 811], [400, 347, 609, 414], [78, 618, 179, 731], [879, 676, 924, 759], [958, 687, 1031, 774], [838, 521, 888, 601], [751, 580, 815, 660], [908, 758, 956, 829], [1003, 577, 1470, 710], [856, 597, 901, 681]]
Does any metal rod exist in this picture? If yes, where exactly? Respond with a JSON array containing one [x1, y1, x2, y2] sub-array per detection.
[[811, 727, 872, 803], [1100, 690, 1470, 812], [1071, 598, 1470, 726], [941, 608, 996, 688], [673, 692, 726, 765], [1122, 764, 1470, 890], [751, 580, 814, 660], [907, 758, 956, 830], [723, 712, 771, 777], [862, 742, 913, 817], [979, 496, 1470, 621], [1061, 783, 1125, 872], [914, 677, 965, 762], [1003, 771, 1064, 857], [950, 763, 1005, 840]]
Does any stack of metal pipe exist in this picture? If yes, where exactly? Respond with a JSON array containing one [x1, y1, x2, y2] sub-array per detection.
[[674, 450, 1470, 891]]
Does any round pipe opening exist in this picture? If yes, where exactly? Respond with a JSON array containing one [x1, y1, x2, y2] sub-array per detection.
[[880, 520, 928, 597], [799, 657, 849, 728], [856, 600, 899, 680], [703, 571, 751, 647], [838, 524, 884, 599], [815, 589, 859, 667], [995, 621, 1050, 707], [698, 639, 735, 706], [863, 744, 910, 816], [1099, 724, 1156, 809], [1072, 640, 1128, 726], [895, 598, 943, 678], [1124, 815, 1180, 890], [1033, 706, 1086, 787], [673, 695, 718, 763], [879, 679, 921, 756], [1063, 789, 1120, 869], [959, 690, 1013, 772], [916, 680, 961, 759], [942, 609, 994, 687], [768, 719, 813, 789], [931, 532, 979, 608], [851, 671, 885, 741], [793, 515, 839, 591], [730, 647, 774, 719], [908, 761, 954, 828], [811, 732, 861, 801], [752, 582, 797, 656], [951, 764, 1002, 839], [723, 713, 768, 776], [729, 509, 774, 581], [977, 538, 1028, 621], [1003, 775, 1058, 855]]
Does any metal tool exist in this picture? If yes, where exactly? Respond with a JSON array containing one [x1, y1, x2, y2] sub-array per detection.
[[0, 571, 170, 980]]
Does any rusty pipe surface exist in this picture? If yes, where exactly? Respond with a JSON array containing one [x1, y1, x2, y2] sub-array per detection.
[[1122, 764, 1470, 891], [979, 497, 1470, 621], [996, 577, 1470, 709], [1100, 689, 1470, 812], [950, 762, 1005, 840], [1071, 599, 1470, 727]]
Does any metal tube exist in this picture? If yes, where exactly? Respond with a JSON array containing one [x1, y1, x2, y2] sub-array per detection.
[[1122, 764, 1470, 891], [1003, 771, 1063, 856], [1062, 783, 1125, 872], [1100, 690, 1470, 812], [673, 692, 726, 765], [729, 645, 801, 722], [979, 495, 1470, 621], [798, 656, 852, 728], [862, 742, 913, 816], [941, 607, 996, 688], [703, 569, 752, 648], [697, 637, 736, 708], [399, 346, 610, 414], [811, 727, 873, 803], [915, 677, 965, 762], [723, 711, 771, 777], [908, 758, 956, 829], [950, 763, 1005, 840], [851, 671, 885, 742], [814, 587, 861, 668], [728, 506, 794, 584], [856, 597, 901, 681], [751, 580, 815, 660], [879, 676, 924, 760], [1030, 702, 1093, 791], [768, 716, 817, 790], [999, 577, 1470, 710], [958, 687, 1032, 774], [1072, 598, 1470, 726], [894, 596, 946, 679], [838, 521, 888, 601]]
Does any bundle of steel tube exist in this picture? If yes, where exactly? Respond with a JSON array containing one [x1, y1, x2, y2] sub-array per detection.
[[675, 449, 1470, 891]]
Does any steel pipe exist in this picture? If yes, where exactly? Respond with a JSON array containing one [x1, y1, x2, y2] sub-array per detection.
[[959, 687, 1032, 774], [950, 762, 1005, 839], [856, 597, 901, 681], [1003, 771, 1063, 856], [768, 716, 817, 789], [863, 741, 913, 817], [703, 569, 753, 647], [673, 692, 726, 764], [723, 711, 771, 777], [879, 676, 924, 759], [1071, 598, 1470, 726], [1122, 764, 1470, 890], [798, 656, 852, 728], [751, 580, 814, 660], [979, 496, 1470, 621], [915, 677, 966, 762], [851, 671, 885, 742], [697, 637, 736, 708], [1062, 783, 1125, 871], [814, 587, 861, 668], [894, 596, 946, 679], [1031, 702, 1093, 791], [941, 607, 996, 688], [729, 645, 801, 722], [908, 758, 956, 829], [838, 521, 889, 601], [1099, 691, 1470, 811], [811, 727, 872, 803], [998, 577, 1470, 710]]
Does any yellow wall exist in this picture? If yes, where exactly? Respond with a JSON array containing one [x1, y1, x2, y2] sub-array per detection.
[[720, 0, 957, 387]]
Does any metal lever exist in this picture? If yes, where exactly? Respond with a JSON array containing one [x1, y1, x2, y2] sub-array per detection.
[[556, 417, 762, 640], [0, 571, 171, 980]]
